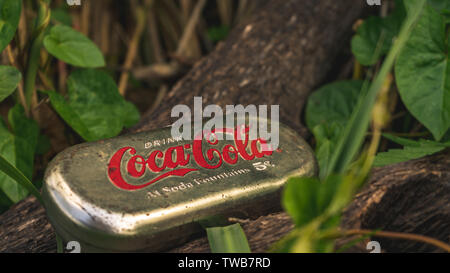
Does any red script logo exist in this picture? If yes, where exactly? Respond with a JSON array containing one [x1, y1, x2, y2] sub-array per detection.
[[107, 126, 274, 191]]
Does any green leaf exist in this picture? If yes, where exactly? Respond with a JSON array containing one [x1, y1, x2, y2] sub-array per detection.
[[403, 0, 427, 13], [0, 0, 21, 53], [51, 8, 72, 26], [313, 128, 335, 180], [0, 104, 39, 203], [395, 5, 450, 141], [374, 145, 446, 167], [305, 80, 365, 178], [428, 0, 450, 13], [0, 154, 42, 204], [441, 9, 450, 24], [311, 123, 344, 179], [351, 0, 406, 65], [0, 65, 21, 102], [122, 100, 141, 128], [306, 80, 365, 130], [47, 69, 140, 141], [374, 135, 450, 166], [283, 177, 320, 228], [207, 224, 251, 253], [382, 133, 450, 147], [8, 104, 39, 178], [381, 133, 425, 147], [282, 176, 342, 229], [45, 90, 91, 139], [44, 25, 105, 68]]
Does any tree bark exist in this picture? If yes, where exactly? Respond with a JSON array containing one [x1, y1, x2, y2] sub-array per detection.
[[3, 0, 443, 253], [167, 150, 450, 253]]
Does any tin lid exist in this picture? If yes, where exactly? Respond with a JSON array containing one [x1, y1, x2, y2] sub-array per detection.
[[42, 117, 317, 252]]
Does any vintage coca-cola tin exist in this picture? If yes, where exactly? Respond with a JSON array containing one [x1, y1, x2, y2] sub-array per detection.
[[42, 117, 317, 252]]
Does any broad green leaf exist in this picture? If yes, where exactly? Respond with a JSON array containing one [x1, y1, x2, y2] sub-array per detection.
[[311, 123, 343, 179], [8, 104, 39, 179], [374, 145, 446, 167], [282, 176, 342, 229], [0, 104, 39, 203], [395, 5, 450, 140], [441, 9, 450, 24], [428, 0, 450, 13], [374, 135, 450, 166], [0, 0, 21, 52], [47, 69, 140, 141], [0, 66, 21, 102], [305, 80, 365, 178], [207, 224, 251, 253], [44, 25, 105, 68], [283, 177, 320, 228], [0, 154, 42, 205], [306, 80, 365, 130], [0, 119, 20, 201], [402, 0, 420, 12], [51, 8, 72, 26], [45, 90, 91, 139], [122, 100, 142, 128], [351, 0, 406, 65]]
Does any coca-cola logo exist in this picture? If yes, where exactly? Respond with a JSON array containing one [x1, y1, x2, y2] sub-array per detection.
[[107, 126, 275, 191]]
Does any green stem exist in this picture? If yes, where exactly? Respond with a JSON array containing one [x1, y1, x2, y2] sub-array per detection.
[[56, 234, 64, 253], [24, 0, 51, 111], [323, 229, 450, 253], [327, 0, 427, 175]]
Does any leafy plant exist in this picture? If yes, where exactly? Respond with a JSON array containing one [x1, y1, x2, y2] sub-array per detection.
[[46, 69, 139, 141], [351, 0, 406, 66], [44, 25, 105, 68], [305, 80, 366, 178], [395, 4, 450, 140], [0, 154, 43, 205], [274, 0, 450, 253], [0, 66, 21, 102], [0, 0, 21, 52], [0, 0, 140, 206], [0, 105, 39, 203], [0, 0, 263, 253], [349, 0, 450, 169], [374, 134, 450, 166]]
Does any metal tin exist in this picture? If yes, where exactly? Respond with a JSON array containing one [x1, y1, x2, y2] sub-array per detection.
[[42, 117, 317, 252]]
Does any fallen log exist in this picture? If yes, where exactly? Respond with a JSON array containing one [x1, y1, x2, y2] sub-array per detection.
[[168, 150, 450, 253], [5, 0, 442, 253]]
